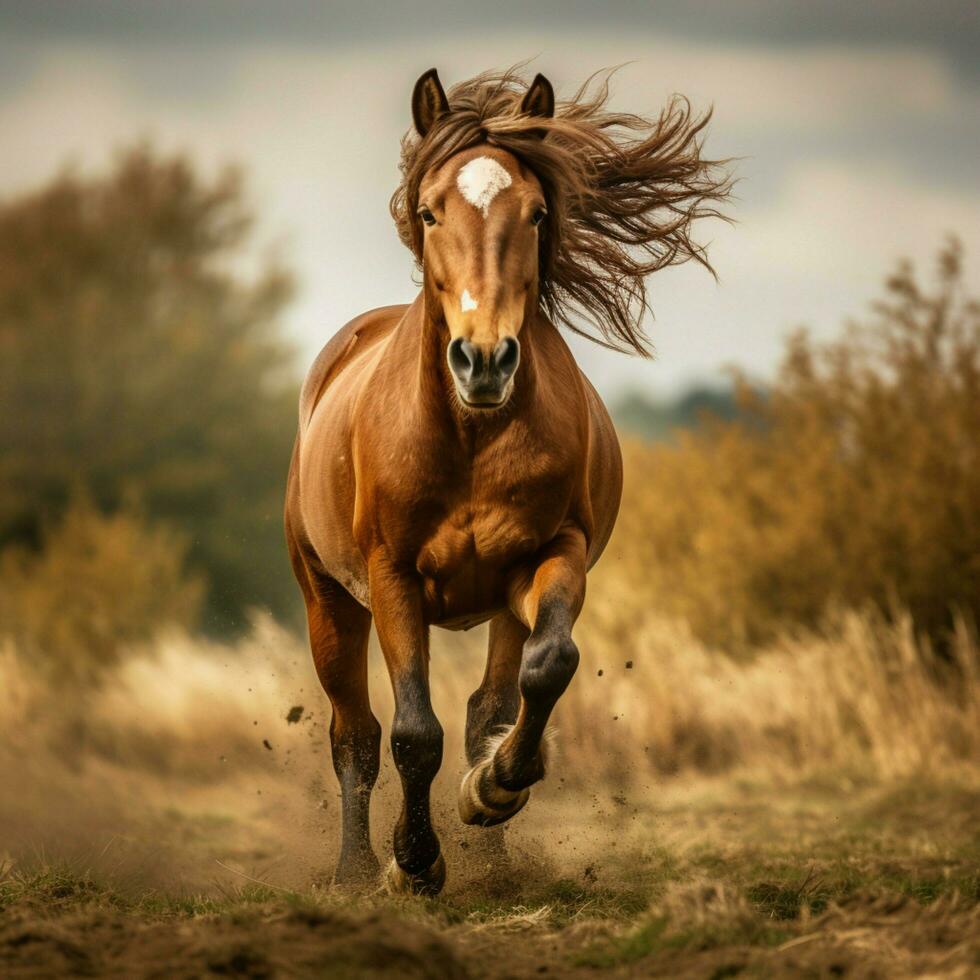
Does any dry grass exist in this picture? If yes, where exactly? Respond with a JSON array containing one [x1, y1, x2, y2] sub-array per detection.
[[1, 609, 977, 976], [0, 496, 202, 685], [1, 776, 977, 978], [613, 243, 980, 649], [563, 598, 980, 784], [2, 602, 977, 815]]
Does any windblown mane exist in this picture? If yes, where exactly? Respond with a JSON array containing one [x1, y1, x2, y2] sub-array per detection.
[[390, 66, 732, 357]]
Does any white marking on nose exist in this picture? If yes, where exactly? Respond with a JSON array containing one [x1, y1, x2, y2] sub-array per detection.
[[456, 156, 512, 218], [460, 289, 478, 313]]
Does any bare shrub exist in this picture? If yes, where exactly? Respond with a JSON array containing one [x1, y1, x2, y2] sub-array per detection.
[[611, 240, 980, 649]]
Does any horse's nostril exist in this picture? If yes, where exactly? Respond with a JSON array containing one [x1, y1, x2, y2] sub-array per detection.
[[492, 337, 520, 379], [447, 337, 479, 382]]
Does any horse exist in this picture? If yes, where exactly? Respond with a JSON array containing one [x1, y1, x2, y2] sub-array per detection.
[[285, 66, 729, 895]]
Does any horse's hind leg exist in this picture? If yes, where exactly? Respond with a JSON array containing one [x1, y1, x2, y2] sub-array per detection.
[[459, 526, 585, 826], [297, 565, 379, 886], [459, 612, 527, 826], [465, 612, 525, 764]]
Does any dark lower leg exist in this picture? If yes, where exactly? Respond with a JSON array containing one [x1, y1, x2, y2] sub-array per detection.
[[465, 613, 525, 765], [385, 681, 447, 894], [369, 562, 445, 892], [331, 715, 381, 882], [458, 602, 577, 828], [493, 598, 579, 790], [489, 529, 586, 793], [391, 677, 444, 875], [304, 576, 378, 885]]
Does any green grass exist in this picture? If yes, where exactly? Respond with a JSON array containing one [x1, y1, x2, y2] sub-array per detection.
[[0, 865, 125, 912], [0, 864, 294, 921], [576, 913, 792, 968]]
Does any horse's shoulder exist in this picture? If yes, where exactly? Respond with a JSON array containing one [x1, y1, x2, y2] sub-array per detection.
[[576, 370, 622, 568], [581, 371, 615, 435], [298, 304, 408, 428]]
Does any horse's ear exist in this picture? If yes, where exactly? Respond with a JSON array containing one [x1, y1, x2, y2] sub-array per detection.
[[412, 68, 450, 137], [521, 73, 555, 123]]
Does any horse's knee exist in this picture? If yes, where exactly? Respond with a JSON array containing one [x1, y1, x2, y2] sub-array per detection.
[[391, 710, 443, 783], [519, 632, 579, 704], [330, 713, 381, 784]]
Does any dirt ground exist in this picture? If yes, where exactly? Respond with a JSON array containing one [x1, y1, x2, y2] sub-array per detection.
[[2, 773, 978, 979]]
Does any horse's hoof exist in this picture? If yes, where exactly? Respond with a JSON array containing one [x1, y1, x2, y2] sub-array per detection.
[[384, 853, 446, 896], [458, 762, 530, 827]]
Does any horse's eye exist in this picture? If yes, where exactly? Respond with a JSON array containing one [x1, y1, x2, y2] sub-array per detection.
[[419, 207, 437, 227], [531, 207, 547, 227]]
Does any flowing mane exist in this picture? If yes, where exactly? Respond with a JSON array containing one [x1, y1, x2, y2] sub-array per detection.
[[390, 66, 732, 357]]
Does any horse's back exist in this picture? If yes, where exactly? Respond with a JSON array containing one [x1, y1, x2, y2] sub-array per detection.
[[298, 304, 408, 431]]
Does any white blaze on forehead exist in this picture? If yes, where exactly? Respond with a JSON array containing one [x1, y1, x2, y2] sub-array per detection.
[[460, 289, 478, 312], [456, 156, 512, 217]]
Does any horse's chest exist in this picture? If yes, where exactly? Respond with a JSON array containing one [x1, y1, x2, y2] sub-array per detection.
[[412, 483, 561, 623], [418, 505, 539, 578], [373, 437, 575, 620], [396, 442, 569, 570]]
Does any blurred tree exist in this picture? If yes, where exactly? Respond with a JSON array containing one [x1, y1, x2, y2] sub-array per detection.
[[0, 147, 299, 631], [613, 384, 746, 441], [612, 240, 980, 650]]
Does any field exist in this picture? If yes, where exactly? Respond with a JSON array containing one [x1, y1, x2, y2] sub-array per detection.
[[2, 603, 978, 978], [1, 50, 977, 978]]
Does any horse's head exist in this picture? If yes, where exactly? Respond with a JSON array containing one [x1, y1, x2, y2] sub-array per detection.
[[412, 69, 554, 410]]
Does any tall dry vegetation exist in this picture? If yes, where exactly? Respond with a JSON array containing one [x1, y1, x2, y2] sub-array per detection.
[[1, 607, 976, 793], [613, 241, 980, 649], [0, 497, 202, 685], [565, 601, 980, 783]]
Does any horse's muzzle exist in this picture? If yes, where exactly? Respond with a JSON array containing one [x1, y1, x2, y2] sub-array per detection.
[[447, 336, 520, 408]]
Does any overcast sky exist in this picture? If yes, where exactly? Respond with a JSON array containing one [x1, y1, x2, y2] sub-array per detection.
[[1, 1, 977, 398]]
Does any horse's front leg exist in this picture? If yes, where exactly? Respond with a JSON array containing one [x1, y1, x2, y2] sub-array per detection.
[[370, 556, 446, 896], [459, 525, 585, 826]]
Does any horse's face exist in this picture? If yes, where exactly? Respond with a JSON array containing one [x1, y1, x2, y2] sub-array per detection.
[[417, 145, 547, 409]]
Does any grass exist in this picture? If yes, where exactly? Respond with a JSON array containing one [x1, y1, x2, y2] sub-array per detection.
[[0, 864, 285, 920], [3, 777, 977, 977], [0, 865, 122, 912], [577, 914, 793, 969], [1, 602, 978, 976]]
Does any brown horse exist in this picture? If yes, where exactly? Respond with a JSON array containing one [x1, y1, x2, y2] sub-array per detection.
[[285, 67, 728, 894]]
